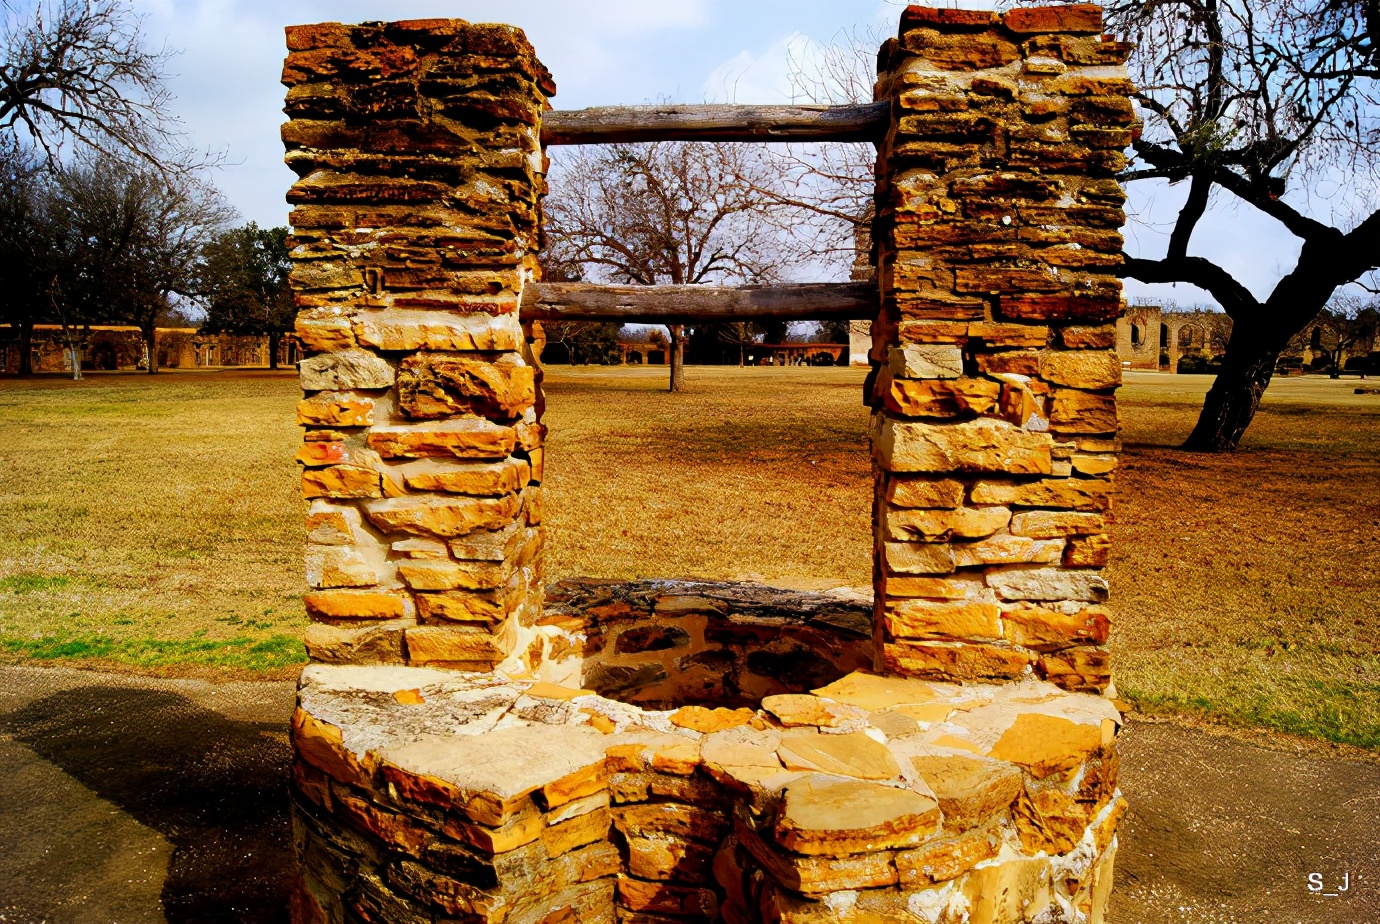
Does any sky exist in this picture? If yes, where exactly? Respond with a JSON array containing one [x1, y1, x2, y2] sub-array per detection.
[[120, 0, 1373, 311]]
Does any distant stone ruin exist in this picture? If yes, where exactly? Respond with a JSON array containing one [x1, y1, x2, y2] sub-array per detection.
[[283, 7, 1132, 924]]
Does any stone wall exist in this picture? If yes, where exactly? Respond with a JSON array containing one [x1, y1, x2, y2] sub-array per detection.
[[868, 4, 1131, 695], [283, 19, 552, 672], [284, 7, 1132, 924]]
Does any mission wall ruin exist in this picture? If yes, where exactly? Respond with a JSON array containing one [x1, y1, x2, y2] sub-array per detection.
[[282, 7, 1134, 924]]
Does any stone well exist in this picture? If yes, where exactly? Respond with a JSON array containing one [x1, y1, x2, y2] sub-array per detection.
[[283, 6, 1133, 923]]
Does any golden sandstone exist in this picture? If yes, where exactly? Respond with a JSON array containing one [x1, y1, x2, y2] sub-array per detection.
[[284, 5, 1131, 922]]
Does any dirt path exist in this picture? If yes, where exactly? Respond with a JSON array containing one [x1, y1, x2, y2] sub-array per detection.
[[0, 665, 1375, 924]]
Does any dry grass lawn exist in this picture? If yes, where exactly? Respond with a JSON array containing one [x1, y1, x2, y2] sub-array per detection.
[[0, 366, 1375, 747]]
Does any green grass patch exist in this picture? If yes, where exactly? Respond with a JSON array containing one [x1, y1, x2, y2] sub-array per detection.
[[0, 574, 72, 594], [0, 632, 306, 672], [1121, 683, 1380, 751]]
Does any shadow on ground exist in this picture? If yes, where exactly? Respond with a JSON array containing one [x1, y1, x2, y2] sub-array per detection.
[[0, 682, 294, 924]]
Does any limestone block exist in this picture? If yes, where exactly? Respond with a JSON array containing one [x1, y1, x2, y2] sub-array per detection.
[[883, 640, 1033, 682], [970, 477, 1112, 510], [302, 464, 382, 499], [402, 625, 513, 667], [1071, 452, 1117, 475], [736, 820, 899, 894], [295, 309, 357, 351], [1001, 603, 1110, 650], [368, 419, 517, 459], [1064, 533, 1111, 567], [881, 574, 988, 599], [397, 353, 535, 419], [1009, 511, 1106, 538], [895, 823, 1001, 884], [304, 621, 407, 663], [775, 774, 940, 856], [886, 477, 966, 509], [306, 502, 363, 545], [1048, 387, 1120, 433], [1059, 325, 1118, 349], [875, 416, 1053, 475], [617, 875, 719, 916], [403, 458, 530, 496], [304, 589, 412, 620], [887, 506, 1011, 541], [353, 313, 524, 353], [398, 559, 509, 591], [416, 587, 510, 624], [899, 30, 1021, 70], [363, 493, 522, 538], [299, 348, 395, 391], [884, 541, 956, 575], [889, 345, 964, 380], [296, 441, 346, 466], [306, 545, 381, 588], [885, 599, 1003, 641], [886, 377, 1002, 418], [985, 566, 1109, 602], [778, 730, 903, 780], [909, 752, 1023, 830], [967, 322, 1050, 348], [987, 712, 1105, 778], [1039, 645, 1113, 693], [951, 535, 1066, 567], [1038, 350, 1122, 389], [999, 294, 1122, 323], [297, 392, 375, 426]]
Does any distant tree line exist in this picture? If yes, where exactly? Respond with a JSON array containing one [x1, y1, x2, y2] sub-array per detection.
[[0, 1, 294, 378], [0, 142, 292, 376]]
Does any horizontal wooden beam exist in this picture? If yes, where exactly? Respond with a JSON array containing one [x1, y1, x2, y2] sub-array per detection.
[[520, 282, 878, 324], [540, 102, 889, 145]]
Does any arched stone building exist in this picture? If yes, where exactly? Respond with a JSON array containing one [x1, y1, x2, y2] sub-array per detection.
[[1116, 305, 1229, 372]]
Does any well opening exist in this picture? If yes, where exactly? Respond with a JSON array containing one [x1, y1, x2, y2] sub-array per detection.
[[543, 579, 873, 710]]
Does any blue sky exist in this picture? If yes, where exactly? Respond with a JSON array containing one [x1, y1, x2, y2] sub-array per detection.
[[130, 0, 1370, 311]]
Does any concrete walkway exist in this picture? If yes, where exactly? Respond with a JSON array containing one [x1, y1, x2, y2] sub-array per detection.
[[0, 665, 1374, 924]]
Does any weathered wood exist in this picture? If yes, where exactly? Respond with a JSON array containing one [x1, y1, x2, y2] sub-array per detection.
[[520, 282, 878, 323], [540, 103, 890, 145]]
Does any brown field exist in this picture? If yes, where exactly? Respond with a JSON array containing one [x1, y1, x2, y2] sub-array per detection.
[[0, 366, 1376, 746]]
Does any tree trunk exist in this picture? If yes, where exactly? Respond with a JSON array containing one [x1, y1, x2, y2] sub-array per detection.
[[67, 342, 82, 381], [268, 330, 281, 370], [1182, 328, 1280, 451], [144, 326, 158, 374], [668, 324, 686, 392], [17, 322, 33, 375], [739, 343, 744, 367]]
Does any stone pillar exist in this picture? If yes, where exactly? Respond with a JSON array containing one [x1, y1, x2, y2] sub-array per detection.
[[283, 18, 552, 671], [870, 4, 1132, 694]]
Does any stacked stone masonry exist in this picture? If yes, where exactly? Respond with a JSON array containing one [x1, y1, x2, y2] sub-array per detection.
[[283, 6, 1132, 924], [869, 4, 1130, 696], [293, 648, 1124, 924], [283, 18, 554, 673]]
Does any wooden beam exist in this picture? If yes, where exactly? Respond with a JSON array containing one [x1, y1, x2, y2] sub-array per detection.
[[540, 102, 889, 145], [520, 282, 878, 324]]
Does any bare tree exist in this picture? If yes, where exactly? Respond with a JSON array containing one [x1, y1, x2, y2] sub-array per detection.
[[0, 0, 183, 169], [56, 152, 232, 371], [1107, 0, 1380, 449], [544, 142, 807, 391], [0, 139, 46, 373]]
